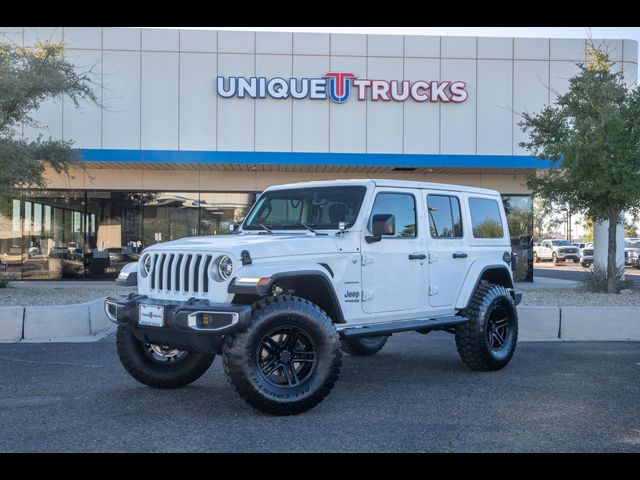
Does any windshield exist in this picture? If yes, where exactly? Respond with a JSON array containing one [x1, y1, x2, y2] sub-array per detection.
[[243, 186, 367, 230], [626, 241, 640, 249], [551, 240, 572, 246]]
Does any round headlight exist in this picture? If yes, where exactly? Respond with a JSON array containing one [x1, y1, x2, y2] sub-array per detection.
[[140, 254, 152, 278], [216, 255, 233, 281]]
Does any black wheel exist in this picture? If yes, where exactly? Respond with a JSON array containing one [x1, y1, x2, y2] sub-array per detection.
[[116, 326, 215, 388], [636, 260, 640, 270], [581, 262, 589, 268], [223, 295, 342, 415], [572, 258, 580, 263], [340, 335, 389, 356], [455, 283, 518, 372], [532, 252, 538, 263], [552, 252, 558, 264]]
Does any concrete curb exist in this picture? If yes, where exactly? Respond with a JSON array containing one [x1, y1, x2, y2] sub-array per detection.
[[1, 300, 639, 343], [560, 306, 640, 341], [0, 297, 115, 343], [517, 306, 561, 341]]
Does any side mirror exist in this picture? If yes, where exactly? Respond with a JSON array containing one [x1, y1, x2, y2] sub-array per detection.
[[228, 223, 238, 232], [366, 214, 395, 243]]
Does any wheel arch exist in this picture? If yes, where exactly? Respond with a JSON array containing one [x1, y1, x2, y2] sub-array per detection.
[[455, 263, 514, 310], [229, 269, 346, 324]]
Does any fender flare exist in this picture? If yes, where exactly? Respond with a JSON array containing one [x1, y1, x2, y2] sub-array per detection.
[[455, 262, 514, 310], [228, 267, 345, 323]]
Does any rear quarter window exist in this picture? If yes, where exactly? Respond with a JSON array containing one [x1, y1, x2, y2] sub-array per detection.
[[468, 197, 504, 239]]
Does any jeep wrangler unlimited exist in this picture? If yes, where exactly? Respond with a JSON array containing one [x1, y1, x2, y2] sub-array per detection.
[[106, 179, 521, 415]]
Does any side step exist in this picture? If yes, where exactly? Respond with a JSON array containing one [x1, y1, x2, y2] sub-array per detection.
[[338, 315, 469, 338]]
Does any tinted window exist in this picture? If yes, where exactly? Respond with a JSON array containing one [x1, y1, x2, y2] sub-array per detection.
[[469, 198, 504, 238], [551, 240, 571, 246], [369, 193, 416, 238], [427, 195, 463, 238], [244, 187, 366, 230]]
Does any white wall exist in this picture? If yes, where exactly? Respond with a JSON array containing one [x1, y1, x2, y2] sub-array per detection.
[[3, 28, 637, 157]]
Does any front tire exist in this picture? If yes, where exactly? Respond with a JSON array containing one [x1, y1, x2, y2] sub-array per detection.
[[223, 295, 342, 415], [340, 335, 389, 356], [532, 252, 538, 263], [116, 326, 215, 389], [455, 283, 518, 372], [572, 258, 580, 263], [552, 252, 558, 264]]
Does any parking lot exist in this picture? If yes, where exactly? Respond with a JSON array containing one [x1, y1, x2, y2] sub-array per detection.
[[1, 332, 639, 452], [534, 260, 640, 285]]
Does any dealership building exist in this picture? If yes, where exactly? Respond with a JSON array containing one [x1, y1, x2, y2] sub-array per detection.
[[0, 27, 637, 282]]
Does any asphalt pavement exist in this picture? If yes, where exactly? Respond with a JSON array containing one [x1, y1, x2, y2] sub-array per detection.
[[1, 332, 639, 452], [535, 262, 640, 286]]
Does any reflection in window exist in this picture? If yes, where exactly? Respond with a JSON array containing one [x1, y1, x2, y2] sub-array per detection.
[[503, 195, 533, 282], [370, 193, 417, 238], [469, 198, 504, 239], [427, 195, 463, 238]]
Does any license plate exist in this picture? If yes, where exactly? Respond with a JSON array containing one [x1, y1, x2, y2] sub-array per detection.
[[139, 305, 165, 327]]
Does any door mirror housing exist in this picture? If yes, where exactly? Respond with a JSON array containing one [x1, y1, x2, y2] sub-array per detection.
[[366, 214, 395, 243]]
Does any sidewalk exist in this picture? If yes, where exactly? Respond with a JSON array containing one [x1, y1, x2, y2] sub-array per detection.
[[516, 275, 580, 290]]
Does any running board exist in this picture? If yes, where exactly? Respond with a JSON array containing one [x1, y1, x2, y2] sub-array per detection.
[[338, 315, 469, 338]]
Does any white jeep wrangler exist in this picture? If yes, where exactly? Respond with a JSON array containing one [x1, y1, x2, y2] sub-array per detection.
[[106, 179, 521, 415]]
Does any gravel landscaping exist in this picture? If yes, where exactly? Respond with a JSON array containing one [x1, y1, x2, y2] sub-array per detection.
[[522, 287, 640, 306], [0, 285, 136, 306]]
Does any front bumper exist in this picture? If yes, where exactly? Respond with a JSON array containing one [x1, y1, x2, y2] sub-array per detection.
[[557, 252, 579, 260], [104, 293, 252, 353]]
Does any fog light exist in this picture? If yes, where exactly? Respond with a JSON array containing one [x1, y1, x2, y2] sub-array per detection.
[[199, 314, 210, 327]]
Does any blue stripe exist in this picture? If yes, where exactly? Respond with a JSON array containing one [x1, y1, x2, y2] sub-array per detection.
[[79, 149, 551, 169]]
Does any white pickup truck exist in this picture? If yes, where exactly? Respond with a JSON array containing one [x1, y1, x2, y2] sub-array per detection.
[[533, 239, 580, 264]]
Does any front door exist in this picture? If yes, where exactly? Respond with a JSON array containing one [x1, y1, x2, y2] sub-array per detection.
[[360, 190, 426, 315], [425, 192, 469, 308]]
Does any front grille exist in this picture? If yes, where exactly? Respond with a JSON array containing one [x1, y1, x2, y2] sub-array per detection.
[[583, 249, 593, 256], [149, 253, 214, 296]]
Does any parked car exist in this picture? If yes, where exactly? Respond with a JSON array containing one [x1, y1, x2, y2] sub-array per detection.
[[580, 242, 594, 268], [624, 239, 640, 269], [533, 239, 580, 264], [106, 179, 522, 415], [572, 242, 586, 250]]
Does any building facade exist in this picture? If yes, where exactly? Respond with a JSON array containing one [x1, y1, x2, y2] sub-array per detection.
[[0, 27, 637, 281]]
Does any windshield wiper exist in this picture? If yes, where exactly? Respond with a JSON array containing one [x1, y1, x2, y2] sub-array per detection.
[[257, 223, 273, 234]]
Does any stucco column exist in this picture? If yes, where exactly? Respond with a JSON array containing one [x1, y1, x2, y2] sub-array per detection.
[[593, 214, 625, 278]]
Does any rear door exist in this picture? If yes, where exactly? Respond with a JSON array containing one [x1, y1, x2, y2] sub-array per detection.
[[425, 191, 469, 308]]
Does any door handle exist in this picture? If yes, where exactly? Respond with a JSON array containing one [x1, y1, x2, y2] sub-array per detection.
[[409, 253, 427, 260], [452, 252, 468, 259]]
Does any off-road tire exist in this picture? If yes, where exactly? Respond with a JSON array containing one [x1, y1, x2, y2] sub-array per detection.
[[116, 326, 215, 388], [223, 295, 342, 416], [340, 335, 389, 356], [572, 258, 580, 263], [455, 283, 518, 372]]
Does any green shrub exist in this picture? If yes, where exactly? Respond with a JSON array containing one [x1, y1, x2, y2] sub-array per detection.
[[578, 263, 630, 293], [0, 275, 9, 288]]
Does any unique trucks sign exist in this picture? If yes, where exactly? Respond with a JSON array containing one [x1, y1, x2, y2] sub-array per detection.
[[217, 72, 468, 103]]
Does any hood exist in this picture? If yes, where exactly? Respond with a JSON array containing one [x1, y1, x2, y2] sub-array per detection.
[[142, 233, 340, 259]]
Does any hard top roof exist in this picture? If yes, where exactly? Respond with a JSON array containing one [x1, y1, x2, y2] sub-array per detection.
[[264, 179, 500, 196]]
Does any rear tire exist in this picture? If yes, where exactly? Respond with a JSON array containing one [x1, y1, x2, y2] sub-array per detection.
[[455, 283, 518, 372], [340, 335, 389, 356], [223, 295, 342, 415], [116, 326, 215, 389]]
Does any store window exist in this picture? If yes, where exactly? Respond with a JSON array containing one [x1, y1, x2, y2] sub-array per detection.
[[0, 190, 258, 280]]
